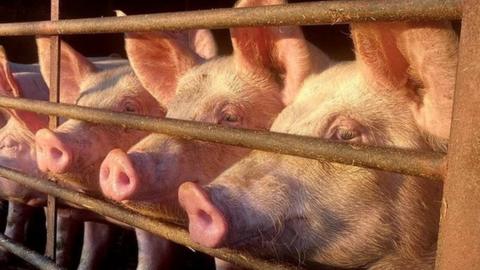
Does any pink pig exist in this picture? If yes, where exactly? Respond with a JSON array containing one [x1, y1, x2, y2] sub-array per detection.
[[179, 21, 458, 269], [34, 32, 218, 269], [0, 46, 101, 268], [99, 2, 329, 208], [0, 46, 49, 263], [99, 1, 329, 269]]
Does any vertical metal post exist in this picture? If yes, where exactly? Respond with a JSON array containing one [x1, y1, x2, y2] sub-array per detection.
[[435, 0, 480, 269], [46, 0, 60, 261]]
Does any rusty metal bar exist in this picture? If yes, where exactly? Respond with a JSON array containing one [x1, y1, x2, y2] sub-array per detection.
[[0, 233, 63, 270], [45, 0, 60, 262], [435, 0, 480, 268], [0, 0, 461, 36], [0, 97, 446, 180], [0, 166, 300, 270]]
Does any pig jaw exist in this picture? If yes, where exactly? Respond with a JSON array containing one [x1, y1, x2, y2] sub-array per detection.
[[179, 176, 311, 260]]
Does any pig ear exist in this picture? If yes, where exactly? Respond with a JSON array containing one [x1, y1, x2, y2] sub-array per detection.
[[352, 22, 458, 139], [232, 0, 323, 105], [36, 36, 96, 104], [115, 10, 217, 60], [0, 47, 48, 132], [124, 31, 201, 104], [351, 23, 409, 90], [0, 46, 21, 98], [187, 29, 218, 60]]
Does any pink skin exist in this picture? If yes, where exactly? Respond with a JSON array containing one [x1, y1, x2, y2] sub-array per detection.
[[100, 1, 329, 270], [34, 37, 164, 192], [102, 27, 223, 270], [0, 49, 46, 263], [0, 48, 87, 267], [101, 3, 329, 269], [32, 38, 161, 268], [100, 1, 330, 208], [35, 32, 218, 270], [179, 21, 457, 269]]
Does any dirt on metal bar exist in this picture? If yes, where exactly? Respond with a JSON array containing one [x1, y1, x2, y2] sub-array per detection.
[[435, 0, 480, 268], [0, 166, 300, 270], [0, 0, 462, 36], [0, 96, 447, 180], [0, 233, 64, 270]]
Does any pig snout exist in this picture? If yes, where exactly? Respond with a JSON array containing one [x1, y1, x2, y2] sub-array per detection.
[[99, 149, 139, 201], [178, 182, 228, 248], [35, 129, 73, 174]]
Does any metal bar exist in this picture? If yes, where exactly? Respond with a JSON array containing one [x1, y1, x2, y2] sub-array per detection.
[[0, 97, 446, 180], [435, 0, 480, 268], [45, 0, 60, 261], [0, 233, 64, 270], [0, 166, 300, 270], [0, 0, 462, 36]]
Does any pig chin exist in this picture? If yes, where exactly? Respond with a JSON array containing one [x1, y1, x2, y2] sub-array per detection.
[[207, 185, 308, 258], [53, 163, 102, 194], [121, 198, 187, 225]]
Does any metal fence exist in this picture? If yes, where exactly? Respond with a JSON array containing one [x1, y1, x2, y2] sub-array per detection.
[[0, 0, 477, 269]]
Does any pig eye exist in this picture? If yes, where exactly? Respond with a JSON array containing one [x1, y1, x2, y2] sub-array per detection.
[[124, 105, 136, 113], [0, 111, 9, 128], [223, 114, 238, 123], [333, 128, 361, 142], [121, 100, 140, 114], [219, 113, 241, 127]]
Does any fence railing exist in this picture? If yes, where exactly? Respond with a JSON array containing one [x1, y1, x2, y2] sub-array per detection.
[[0, 0, 476, 269]]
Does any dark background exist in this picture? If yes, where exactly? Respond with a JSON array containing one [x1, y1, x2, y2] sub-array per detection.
[[0, 0, 355, 64]]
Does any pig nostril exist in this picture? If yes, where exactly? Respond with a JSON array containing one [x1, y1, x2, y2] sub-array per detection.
[[117, 171, 131, 188], [197, 209, 213, 228], [101, 166, 110, 181], [50, 148, 63, 160]]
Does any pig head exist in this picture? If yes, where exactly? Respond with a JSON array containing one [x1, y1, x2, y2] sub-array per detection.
[[0, 46, 49, 205], [99, 0, 330, 219], [34, 38, 167, 192], [179, 21, 457, 269]]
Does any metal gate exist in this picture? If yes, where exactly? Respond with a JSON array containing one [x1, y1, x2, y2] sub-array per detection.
[[0, 0, 477, 269]]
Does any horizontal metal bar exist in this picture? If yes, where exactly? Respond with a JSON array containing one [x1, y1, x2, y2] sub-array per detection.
[[0, 166, 300, 270], [0, 0, 462, 36], [0, 96, 446, 180], [0, 233, 63, 270]]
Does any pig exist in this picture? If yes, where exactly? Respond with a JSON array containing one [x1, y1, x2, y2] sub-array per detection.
[[34, 32, 218, 270], [0, 46, 88, 268], [99, 0, 329, 212], [0, 46, 49, 263], [178, 21, 458, 269], [99, 1, 329, 269]]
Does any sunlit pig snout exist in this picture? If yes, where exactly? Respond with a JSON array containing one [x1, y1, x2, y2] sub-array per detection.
[[178, 182, 228, 248], [35, 128, 73, 174], [100, 149, 140, 201]]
